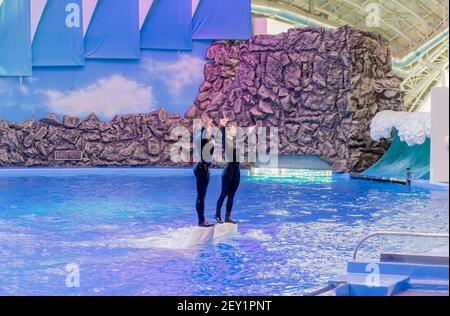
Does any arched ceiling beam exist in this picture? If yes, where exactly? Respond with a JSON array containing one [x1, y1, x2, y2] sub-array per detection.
[[332, 0, 412, 44], [387, 0, 428, 27], [252, 0, 339, 28]]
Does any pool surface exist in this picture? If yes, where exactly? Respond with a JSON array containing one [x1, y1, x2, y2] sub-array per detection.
[[0, 168, 448, 296]]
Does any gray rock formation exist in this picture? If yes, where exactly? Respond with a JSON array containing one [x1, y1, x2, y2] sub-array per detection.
[[0, 111, 191, 168], [0, 26, 404, 172], [187, 26, 404, 172]]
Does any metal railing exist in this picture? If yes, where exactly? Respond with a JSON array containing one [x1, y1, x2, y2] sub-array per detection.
[[305, 282, 346, 296], [353, 231, 449, 261]]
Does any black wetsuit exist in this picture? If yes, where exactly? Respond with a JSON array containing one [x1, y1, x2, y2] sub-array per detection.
[[194, 128, 214, 226], [216, 127, 240, 223]]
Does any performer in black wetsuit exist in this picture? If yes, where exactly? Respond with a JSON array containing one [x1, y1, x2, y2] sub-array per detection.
[[194, 119, 215, 227], [215, 117, 250, 225]]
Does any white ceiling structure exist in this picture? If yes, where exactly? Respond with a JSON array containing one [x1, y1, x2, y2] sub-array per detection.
[[251, 0, 449, 112]]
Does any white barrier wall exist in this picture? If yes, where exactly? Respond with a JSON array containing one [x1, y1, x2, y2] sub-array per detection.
[[253, 17, 268, 35], [430, 87, 449, 183], [253, 17, 293, 35]]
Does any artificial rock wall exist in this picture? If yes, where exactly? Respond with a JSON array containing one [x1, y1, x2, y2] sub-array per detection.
[[186, 26, 404, 172], [0, 26, 404, 172]]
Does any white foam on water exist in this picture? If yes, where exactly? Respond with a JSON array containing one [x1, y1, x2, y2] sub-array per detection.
[[268, 209, 290, 216], [109, 226, 215, 250], [244, 229, 272, 242], [68, 225, 239, 250], [123, 225, 239, 249], [77, 224, 120, 231]]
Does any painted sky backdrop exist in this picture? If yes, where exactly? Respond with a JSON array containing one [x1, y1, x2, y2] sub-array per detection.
[[0, 0, 251, 122], [0, 41, 211, 121]]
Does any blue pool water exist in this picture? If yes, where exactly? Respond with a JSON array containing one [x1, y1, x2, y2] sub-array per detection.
[[0, 168, 448, 296]]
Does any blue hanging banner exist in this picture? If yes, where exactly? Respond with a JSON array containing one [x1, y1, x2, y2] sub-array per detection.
[[141, 0, 192, 51], [85, 0, 140, 59], [192, 0, 252, 40], [0, 0, 32, 76], [32, 0, 85, 67]]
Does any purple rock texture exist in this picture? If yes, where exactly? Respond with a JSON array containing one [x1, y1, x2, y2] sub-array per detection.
[[0, 110, 190, 168], [0, 26, 404, 172], [187, 26, 404, 172]]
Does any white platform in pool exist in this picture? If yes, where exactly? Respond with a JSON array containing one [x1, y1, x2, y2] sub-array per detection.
[[184, 226, 215, 247], [182, 224, 238, 247], [214, 223, 238, 242]]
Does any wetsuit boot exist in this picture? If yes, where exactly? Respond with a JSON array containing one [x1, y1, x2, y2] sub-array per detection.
[[225, 190, 238, 224], [199, 220, 214, 228]]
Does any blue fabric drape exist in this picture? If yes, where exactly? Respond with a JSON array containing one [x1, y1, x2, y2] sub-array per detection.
[[85, 0, 140, 59], [32, 0, 85, 66], [141, 0, 192, 50], [0, 0, 32, 76], [192, 0, 252, 40]]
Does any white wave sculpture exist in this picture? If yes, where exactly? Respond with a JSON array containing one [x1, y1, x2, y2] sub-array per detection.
[[370, 111, 431, 146]]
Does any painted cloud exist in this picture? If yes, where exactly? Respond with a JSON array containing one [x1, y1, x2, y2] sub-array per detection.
[[0, 78, 14, 97], [41, 75, 155, 118], [143, 55, 205, 97]]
